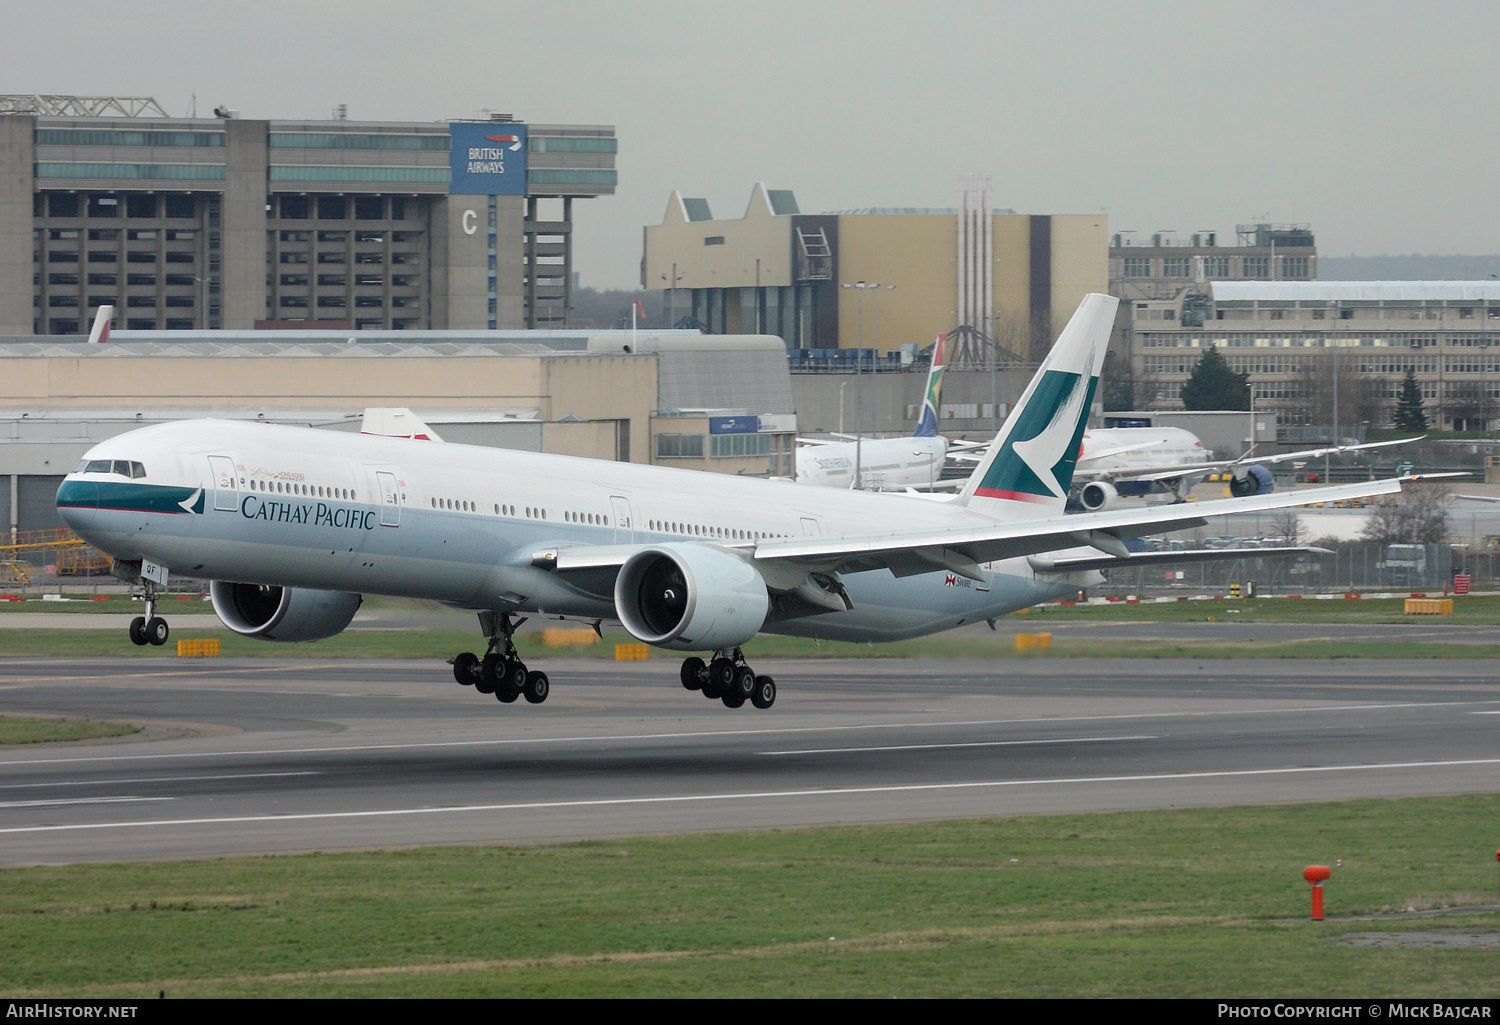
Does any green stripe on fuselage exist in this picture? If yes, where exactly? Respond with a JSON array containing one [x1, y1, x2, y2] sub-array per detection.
[[56, 479, 203, 515]]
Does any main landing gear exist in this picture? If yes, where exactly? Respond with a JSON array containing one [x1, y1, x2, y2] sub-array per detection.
[[450, 611, 548, 705], [679, 649, 776, 710], [127, 583, 170, 647]]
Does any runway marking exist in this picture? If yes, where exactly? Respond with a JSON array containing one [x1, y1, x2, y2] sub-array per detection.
[[759, 735, 1157, 756], [0, 796, 172, 809], [0, 771, 319, 790], [2, 757, 1497, 836], [3, 699, 1495, 767]]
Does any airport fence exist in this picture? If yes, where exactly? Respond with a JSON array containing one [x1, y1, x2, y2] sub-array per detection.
[[1096, 542, 1461, 597]]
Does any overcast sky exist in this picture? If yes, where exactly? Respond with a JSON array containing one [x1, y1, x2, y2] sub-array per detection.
[[8, 1, 1499, 287]]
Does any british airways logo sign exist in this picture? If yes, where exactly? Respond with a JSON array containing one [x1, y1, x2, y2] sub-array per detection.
[[449, 123, 527, 196]]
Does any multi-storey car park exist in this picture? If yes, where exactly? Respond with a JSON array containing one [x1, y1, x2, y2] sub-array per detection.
[[0, 95, 616, 335]]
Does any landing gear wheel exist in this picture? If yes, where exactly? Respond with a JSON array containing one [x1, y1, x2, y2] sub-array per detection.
[[680, 656, 706, 691], [128, 617, 148, 646], [453, 651, 478, 685], [751, 675, 777, 710], [721, 691, 746, 709], [496, 683, 520, 704], [524, 670, 550, 704], [476, 653, 500, 694], [709, 657, 736, 691], [145, 618, 169, 646], [504, 659, 528, 694], [732, 665, 756, 700]]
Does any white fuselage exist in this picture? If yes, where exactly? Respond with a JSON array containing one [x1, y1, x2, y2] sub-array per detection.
[[1077, 427, 1208, 474], [796, 435, 949, 490], [57, 420, 1091, 645]]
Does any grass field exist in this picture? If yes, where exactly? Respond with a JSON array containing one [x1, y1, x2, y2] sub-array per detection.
[[0, 795, 1495, 997], [4, 628, 1500, 662], [0, 716, 137, 745], [2, 594, 1496, 661]]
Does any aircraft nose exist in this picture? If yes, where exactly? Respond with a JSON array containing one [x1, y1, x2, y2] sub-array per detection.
[[55, 479, 99, 529]]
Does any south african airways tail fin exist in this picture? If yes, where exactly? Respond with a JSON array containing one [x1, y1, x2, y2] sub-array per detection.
[[911, 333, 949, 438], [956, 293, 1117, 521]]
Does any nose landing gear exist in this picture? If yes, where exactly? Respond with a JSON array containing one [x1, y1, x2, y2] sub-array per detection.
[[127, 576, 170, 647]]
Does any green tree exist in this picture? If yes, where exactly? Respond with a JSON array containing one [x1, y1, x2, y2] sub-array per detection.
[[1180, 347, 1250, 410], [1393, 368, 1429, 432], [1101, 350, 1134, 411]]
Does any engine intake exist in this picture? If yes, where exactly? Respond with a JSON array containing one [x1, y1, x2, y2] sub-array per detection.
[[1079, 480, 1119, 511], [1229, 464, 1275, 497], [210, 581, 362, 642], [614, 544, 769, 651]]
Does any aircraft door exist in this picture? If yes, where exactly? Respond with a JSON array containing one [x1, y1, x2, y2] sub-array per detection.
[[800, 517, 821, 536], [375, 470, 401, 527], [611, 496, 634, 544], [207, 455, 238, 512]]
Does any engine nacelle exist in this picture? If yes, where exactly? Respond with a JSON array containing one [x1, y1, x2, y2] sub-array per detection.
[[1079, 480, 1119, 511], [210, 581, 362, 642], [614, 544, 770, 651], [1229, 463, 1275, 497]]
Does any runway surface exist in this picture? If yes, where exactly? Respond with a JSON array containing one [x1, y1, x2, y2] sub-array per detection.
[[1, 655, 1498, 865]]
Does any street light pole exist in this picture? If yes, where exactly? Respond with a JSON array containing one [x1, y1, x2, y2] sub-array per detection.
[[841, 281, 877, 489], [869, 284, 895, 437]]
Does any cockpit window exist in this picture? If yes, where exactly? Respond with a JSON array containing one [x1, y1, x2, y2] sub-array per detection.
[[77, 459, 145, 477]]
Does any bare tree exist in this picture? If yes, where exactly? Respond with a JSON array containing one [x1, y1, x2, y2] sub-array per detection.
[[1360, 484, 1452, 545], [1268, 508, 1303, 545]]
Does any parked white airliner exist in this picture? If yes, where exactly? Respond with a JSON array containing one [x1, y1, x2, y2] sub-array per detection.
[[55, 294, 1403, 710], [796, 335, 973, 490]]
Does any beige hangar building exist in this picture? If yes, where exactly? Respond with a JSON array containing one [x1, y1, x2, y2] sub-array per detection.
[[643, 179, 1108, 361]]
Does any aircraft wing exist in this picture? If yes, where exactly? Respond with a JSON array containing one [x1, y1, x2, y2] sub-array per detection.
[[533, 476, 1400, 599], [1069, 436, 1424, 486], [1028, 546, 1331, 573], [750, 476, 1402, 581], [1230, 435, 1421, 467]]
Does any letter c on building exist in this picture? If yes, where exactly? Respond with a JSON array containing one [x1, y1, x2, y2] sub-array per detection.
[[462, 209, 478, 235]]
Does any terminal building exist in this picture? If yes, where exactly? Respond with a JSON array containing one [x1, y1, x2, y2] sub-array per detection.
[[0, 95, 617, 335], [1125, 280, 1500, 433], [643, 178, 1108, 360]]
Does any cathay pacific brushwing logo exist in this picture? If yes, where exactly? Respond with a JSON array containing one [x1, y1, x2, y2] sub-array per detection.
[[179, 489, 204, 514], [975, 370, 1098, 502]]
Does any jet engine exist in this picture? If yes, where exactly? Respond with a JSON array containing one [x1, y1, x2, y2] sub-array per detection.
[[614, 544, 770, 651], [1078, 481, 1119, 511], [210, 581, 362, 642], [1229, 463, 1275, 497]]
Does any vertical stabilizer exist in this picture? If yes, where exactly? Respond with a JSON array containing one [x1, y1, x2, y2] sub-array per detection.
[[911, 333, 948, 438], [957, 293, 1118, 520], [361, 408, 444, 442], [87, 305, 113, 344]]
